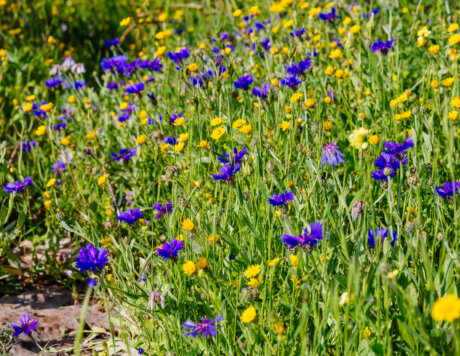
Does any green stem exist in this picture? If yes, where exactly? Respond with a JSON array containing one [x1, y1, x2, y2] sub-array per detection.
[[74, 286, 93, 356]]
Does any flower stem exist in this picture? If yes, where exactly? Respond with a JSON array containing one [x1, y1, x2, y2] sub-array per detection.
[[74, 285, 93, 356]]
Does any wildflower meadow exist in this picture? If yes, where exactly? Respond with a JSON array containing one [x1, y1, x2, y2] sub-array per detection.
[[1, 0, 460, 355]]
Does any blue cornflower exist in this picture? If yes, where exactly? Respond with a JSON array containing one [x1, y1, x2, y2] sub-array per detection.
[[12, 314, 38, 338], [435, 182, 460, 198], [212, 164, 241, 181], [321, 142, 345, 166], [233, 75, 254, 90], [138, 348, 144, 355], [319, 7, 339, 22], [281, 222, 324, 249], [268, 191, 294, 206], [157, 239, 184, 260], [3, 177, 32, 194], [75, 244, 109, 273], [52, 160, 67, 175], [285, 58, 312, 77], [252, 83, 274, 100], [367, 229, 397, 249], [104, 38, 120, 47], [45, 76, 62, 88], [153, 200, 173, 219], [111, 148, 137, 162], [217, 147, 247, 165], [126, 82, 145, 94], [182, 314, 224, 338], [101, 55, 129, 74], [21, 140, 36, 153], [371, 38, 395, 54], [167, 48, 190, 65], [117, 209, 143, 224], [363, 8, 379, 19], [382, 137, 414, 160], [170, 112, 183, 125], [280, 76, 302, 89], [371, 154, 407, 180], [290, 28, 305, 37], [107, 82, 118, 90]]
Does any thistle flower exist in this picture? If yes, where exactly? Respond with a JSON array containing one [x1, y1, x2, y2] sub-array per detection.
[[116, 209, 143, 224], [212, 164, 241, 181], [3, 177, 32, 194], [367, 229, 397, 249], [371, 39, 395, 54], [281, 222, 324, 249], [153, 200, 173, 219], [382, 137, 414, 160], [268, 191, 294, 206], [182, 314, 224, 338], [233, 75, 254, 90], [157, 239, 184, 260], [321, 142, 345, 166], [12, 314, 38, 338], [435, 182, 460, 198]]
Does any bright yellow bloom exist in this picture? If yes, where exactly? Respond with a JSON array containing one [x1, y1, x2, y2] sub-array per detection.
[[208, 234, 220, 243], [155, 46, 167, 58], [233, 9, 243, 17], [451, 97, 460, 108], [26, 95, 35, 101], [267, 257, 282, 267], [349, 24, 360, 35], [290, 92, 303, 102], [431, 294, 460, 322], [289, 255, 298, 267], [280, 121, 290, 131], [182, 261, 197, 275], [44, 200, 52, 209], [283, 19, 294, 28], [248, 275, 262, 287], [22, 103, 33, 112], [174, 142, 185, 152], [197, 140, 208, 148], [182, 218, 195, 231], [211, 127, 226, 141], [187, 63, 198, 73], [35, 125, 46, 136], [97, 176, 106, 186], [324, 65, 335, 75], [244, 265, 261, 278], [241, 306, 257, 323], [448, 34, 460, 46], [441, 77, 455, 87], [274, 322, 286, 335], [248, 5, 261, 16], [349, 127, 369, 149], [197, 257, 208, 269], [305, 98, 315, 107], [447, 23, 459, 33], [211, 117, 224, 126], [363, 327, 371, 339], [239, 124, 252, 135], [136, 135, 146, 144], [369, 135, 379, 145], [68, 95, 76, 104], [329, 49, 342, 59], [233, 119, 246, 129], [46, 178, 56, 187], [430, 80, 439, 89], [158, 12, 167, 22], [40, 102, 53, 112], [120, 17, 131, 26], [60, 136, 70, 146], [448, 110, 458, 121], [428, 45, 439, 55]]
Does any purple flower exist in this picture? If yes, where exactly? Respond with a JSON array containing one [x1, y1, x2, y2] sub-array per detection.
[[170, 112, 183, 125], [319, 7, 339, 22], [76, 244, 108, 273], [107, 82, 118, 90], [217, 147, 247, 165], [45, 76, 62, 88], [233, 75, 254, 90], [435, 182, 460, 198], [280, 76, 302, 89], [3, 177, 32, 194], [126, 82, 145, 94], [148, 289, 166, 309], [321, 142, 345, 166], [285, 58, 312, 77], [290, 28, 305, 38], [157, 239, 184, 260], [367, 229, 397, 249], [371, 154, 407, 180], [268, 191, 294, 206], [104, 38, 120, 47], [52, 160, 67, 175], [252, 83, 274, 99], [117, 209, 143, 224], [153, 200, 173, 219], [167, 48, 190, 65], [21, 140, 36, 153], [382, 137, 414, 160], [212, 164, 241, 181], [371, 39, 395, 54], [111, 148, 137, 162], [182, 314, 224, 338], [12, 314, 37, 338], [281, 222, 324, 249]]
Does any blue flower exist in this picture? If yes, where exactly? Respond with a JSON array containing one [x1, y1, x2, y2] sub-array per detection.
[[153, 200, 173, 219], [281, 222, 324, 249], [12, 314, 38, 338], [182, 314, 224, 338], [252, 83, 274, 99], [217, 147, 247, 165], [321, 142, 345, 166], [21, 140, 37, 153], [157, 239, 184, 260], [285, 57, 312, 77], [212, 164, 241, 181], [435, 182, 460, 198], [319, 7, 339, 22], [111, 148, 137, 162], [117, 209, 143, 224], [167, 48, 190, 65], [290, 28, 305, 37], [268, 191, 294, 206], [367, 229, 397, 249], [382, 137, 414, 160], [371, 154, 407, 180], [280, 76, 302, 89], [75, 244, 109, 273], [107, 82, 118, 90], [3, 177, 32, 194], [126, 82, 145, 94], [371, 38, 395, 54], [104, 38, 120, 47], [233, 75, 254, 90], [45, 76, 62, 88]]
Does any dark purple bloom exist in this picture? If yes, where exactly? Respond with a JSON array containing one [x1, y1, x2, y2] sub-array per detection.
[[126, 82, 145, 94], [3, 177, 32, 194], [153, 200, 173, 219], [281, 222, 324, 249], [367, 229, 397, 249], [52, 160, 67, 175], [371, 38, 395, 54], [107, 82, 118, 90], [252, 83, 274, 99], [165, 136, 179, 145], [75, 244, 109, 272], [182, 314, 224, 338], [101, 55, 129, 74], [269, 191, 294, 206], [321, 142, 345, 166], [157, 239, 184, 260], [217, 147, 247, 165], [21, 140, 36, 153], [319, 7, 339, 22], [138, 348, 144, 355], [111, 148, 137, 162], [87, 278, 98, 287], [212, 164, 241, 181], [363, 8, 379, 19], [116, 209, 143, 224], [371, 154, 407, 180], [382, 137, 414, 160], [435, 182, 460, 198], [12, 314, 37, 338], [233, 75, 254, 90], [104, 38, 120, 47]]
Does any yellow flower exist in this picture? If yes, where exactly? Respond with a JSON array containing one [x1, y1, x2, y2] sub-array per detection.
[[44, 200, 51, 209], [158, 12, 167, 22], [274, 322, 286, 335], [26, 95, 35, 101], [160, 143, 169, 154], [60, 136, 70, 146], [43, 191, 51, 199], [441, 77, 455, 87], [182, 218, 195, 231], [289, 255, 298, 267], [22, 103, 33, 112], [369, 135, 379, 145], [324, 65, 335, 75], [187, 63, 198, 72], [40, 102, 53, 112], [363, 327, 371, 339], [280, 121, 290, 131], [430, 80, 439, 89], [244, 265, 261, 278], [155, 46, 167, 58], [267, 257, 282, 267], [177, 133, 189, 142], [182, 261, 197, 275], [248, 5, 261, 16], [120, 17, 131, 26], [211, 127, 226, 141], [86, 131, 96, 140], [46, 178, 56, 187], [448, 110, 458, 121], [272, 25, 280, 34], [105, 209, 113, 216], [211, 117, 224, 126], [305, 98, 315, 108], [308, 7, 322, 17], [416, 37, 426, 47], [349, 127, 369, 149], [418, 27, 431, 37], [428, 45, 439, 55], [135, 135, 146, 144], [241, 306, 257, 323], [290, 92, 303, 102], [449, 34, 460, 46], [239, 124, 252, 135], [431, 294, 460, 322], [197, 140, 208, 149], [233, 9, 243, 17], [451, 97, 460, 108], [447, 23, 459, 33], [174, 142, 185, 152], [349, 24, 360, 35], [35, 125, 46, 136], [248, 275, 262, 287], [323, 121, 332, 131], [283, 19, 294, 28], [208, 234, 220, 243], [68, 95, 76, 104], [335, 69, 348, 79], [329, 49, 342, 59], [97, 176, 106, 186], [197, 257, 208, 269]]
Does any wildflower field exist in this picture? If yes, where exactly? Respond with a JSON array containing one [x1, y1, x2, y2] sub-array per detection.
[[1, 0, 460, 355]]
